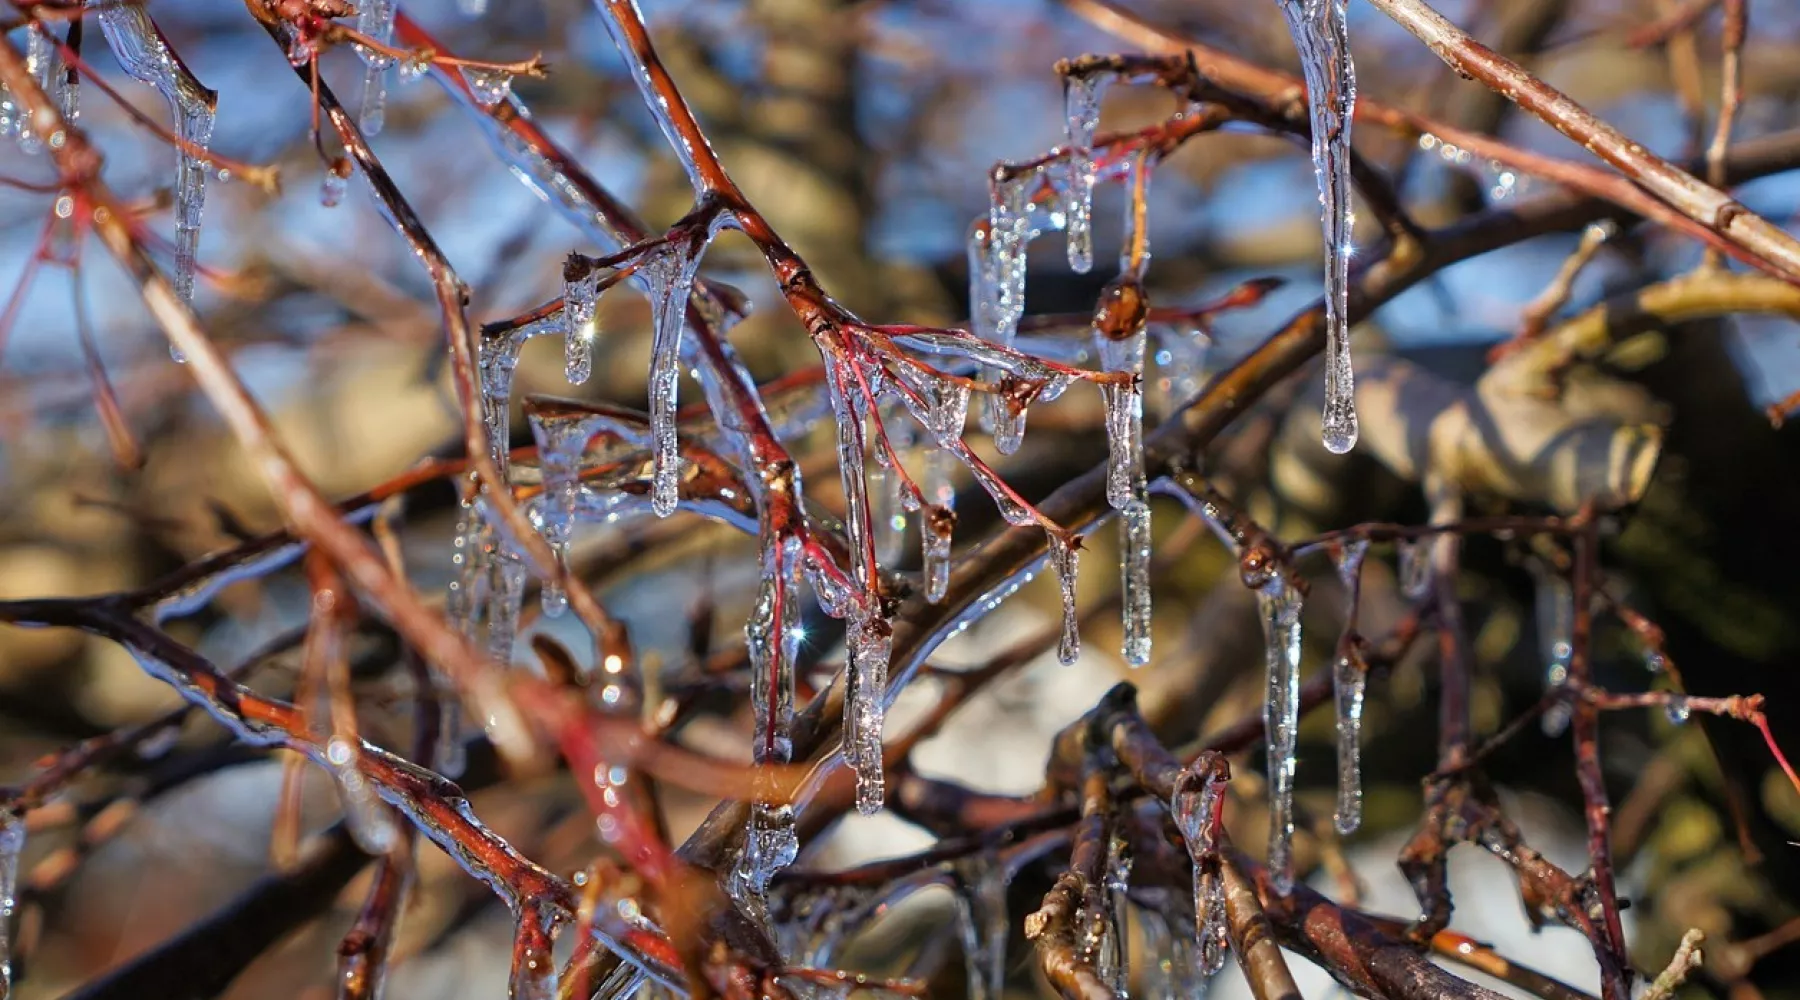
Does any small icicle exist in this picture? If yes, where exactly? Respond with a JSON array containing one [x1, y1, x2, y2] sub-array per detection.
[[465, 68, 513, 109], [923, 503, 956, 604], [1396, 536, 1432, 600], [97, 3, 216, 316], [844, 612, 893, 815], [325, 737, 400, 855], [1119, 501, 1153, 666], [1258, 577, 1304, 893], [19, 25, 56, 154], [0, 809, 23, 999], [967, 220, 1002, 345], [643, 246, 703, 517], [1048, 531, 1080, 663], [1061, 71, 1105, 274], [1096, 833, 1132, 996], [951, 856, 1010, 1000], [1536, 568, 1574, 737], [508, 909, 558, 1000], [485, 547, 527, 663], [355, 0, 396, 136], [478, 333, 525, 480], [1149, 325, 1212, 420], [1273, 0, 1360, 453], [870, 405, 912, 565], [1172, 760, 1230, 976], [1332, 538, 1369, 835], [446, 482, 484, 637], [528, 411, 590, 618], [737, 542, 801, 902]]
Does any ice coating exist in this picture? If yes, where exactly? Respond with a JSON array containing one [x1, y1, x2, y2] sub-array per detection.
[[97, 2, 217, 315], [1274, 0, 1361, 453], [1172, 761, 1230, 976], [1048, 531, 1080, 664]]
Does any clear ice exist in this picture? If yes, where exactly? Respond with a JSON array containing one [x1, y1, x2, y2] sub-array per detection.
[[1061, 72, 1106, 274], [0, 809, 21, 999], [1048, 531, 1080, 664], [643, 245, 704, 517], [951, 856, 1010, 1000], [844, 612, 893, 815], [355, 0, 396, 136], [1094, 278, 1153, 667], [1274, 0, 1360, 453]]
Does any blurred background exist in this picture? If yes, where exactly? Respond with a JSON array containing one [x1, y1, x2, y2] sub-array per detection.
[[1, 0, 1799, 997]]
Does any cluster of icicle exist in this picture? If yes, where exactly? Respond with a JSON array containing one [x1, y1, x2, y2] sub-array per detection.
[[1272, 0, 1361, 454], [93, 3, 217, 323]]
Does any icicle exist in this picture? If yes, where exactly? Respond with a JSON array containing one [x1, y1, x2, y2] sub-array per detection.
[[1332, 539, 1369, 835], [1094, 276, 1153, 666], [326, 737, 400, 854], [479, 330, 531, 480], [1258, 577, 1304, 892], [355, 0, 396, 136], [1536, 569, 1574, 737], [485, 547, 527, 663], [508, 910, 558, 1000], [0, 809, 22, 999], [643, 246, 703, 517], [844, 612, 893, 815], [1096, 833, 1132, 996], [923, 503, 956, 604], [1048, 531, 1080, 664], [968, 221, 1002, 345], [528, 412, 590, 618], [19, 25, 56, 153], [986, 168, 1037, 347], [1273, 0, 1360, 453], [465, 68, 513, 109], [951, 856, 1010, 1000], [1172, 762, 1229, 976], [737, 541, 801, 904], [870, 404, 912, 565], [97, 2, 216, 314], [1664, 695, 1691, 726], [1396, 536, 1432, 600], [458, 0, 489, 18], [1061, 71, 1105, 274]]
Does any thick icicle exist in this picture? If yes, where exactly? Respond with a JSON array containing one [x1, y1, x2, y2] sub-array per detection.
[[97, 2, 215, 313], [1048, 531, 1080, 664], [844, 613, 893, 815], [1274, 0, 1360, 453], [1258, 577, 1304, 892], [1332, 538, 1369, 835], [1061, 72, 1106, 274], [528, 411, 591, 617], [1094, 276, 1153, 666], [1, 809, 21, 999], [1172, 761, 1230, 976], [951, 856, 1010, 1000], [325, 737, 401, 855], [642, 245, 704, 517], [355, 0, 396, 136]]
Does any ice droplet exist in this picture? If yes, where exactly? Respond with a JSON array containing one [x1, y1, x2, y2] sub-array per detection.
[[1172, 761, 1230, 975], [1664, 694, 1691, 726], [1273, 0, 1360, 453], [1048, 531, 1080, 663], [1258, 577, 1304, 892], [321, 166, 348, 208], [465, 68, 513, 109], [98, 2, 216, 314]]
